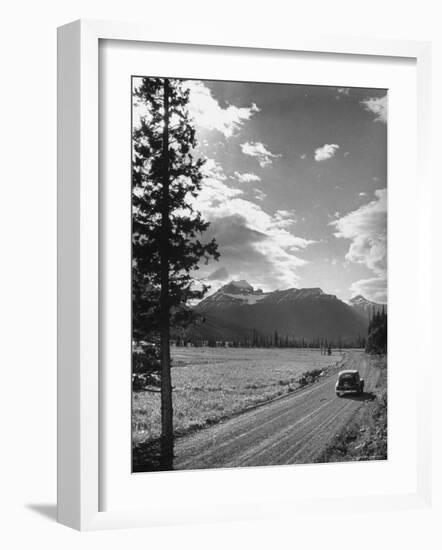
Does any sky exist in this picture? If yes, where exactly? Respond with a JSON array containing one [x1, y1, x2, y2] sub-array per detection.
[[134, 78, 388, 303]]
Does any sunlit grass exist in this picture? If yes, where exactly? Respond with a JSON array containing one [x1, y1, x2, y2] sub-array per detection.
[[132, 348, 343, 447]]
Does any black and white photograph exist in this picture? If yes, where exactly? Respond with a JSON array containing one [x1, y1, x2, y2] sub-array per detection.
[[5, 0, 440, 541], [131, 76, 388, 472]]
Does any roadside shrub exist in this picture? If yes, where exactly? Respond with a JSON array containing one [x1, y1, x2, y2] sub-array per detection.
[[298, 368, 323, 387], [132, 341, 161, 391]]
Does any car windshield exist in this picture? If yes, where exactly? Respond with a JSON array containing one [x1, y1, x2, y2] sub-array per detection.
[[340, 373, 358, 382]]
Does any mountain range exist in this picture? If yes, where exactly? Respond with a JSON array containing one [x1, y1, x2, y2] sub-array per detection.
[[186, 280, 384, 344]]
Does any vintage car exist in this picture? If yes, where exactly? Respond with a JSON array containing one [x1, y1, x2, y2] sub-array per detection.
[[335, 369, 364, 397]]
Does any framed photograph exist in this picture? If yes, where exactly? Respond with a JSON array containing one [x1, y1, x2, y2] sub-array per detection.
[[57, 19, 432, 530]]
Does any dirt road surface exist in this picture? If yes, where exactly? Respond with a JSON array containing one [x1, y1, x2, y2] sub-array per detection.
[[174, 351, 379, 469]]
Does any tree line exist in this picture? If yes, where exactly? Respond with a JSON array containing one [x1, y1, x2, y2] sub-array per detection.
[[365, 306, 387, 354], [172, 331, 366, 350]]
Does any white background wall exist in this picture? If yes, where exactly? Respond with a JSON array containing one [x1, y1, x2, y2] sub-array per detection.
[[0, 0, 440, 547]]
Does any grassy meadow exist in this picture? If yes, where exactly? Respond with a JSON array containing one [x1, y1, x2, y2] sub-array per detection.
[[132, 347, 343, 448]]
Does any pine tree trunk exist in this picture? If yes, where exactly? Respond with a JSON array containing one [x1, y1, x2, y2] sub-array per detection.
[[159, 78, 174, 470]]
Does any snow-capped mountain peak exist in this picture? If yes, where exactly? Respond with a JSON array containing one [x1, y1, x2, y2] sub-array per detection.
[[196, 280, 267, 310], [349, 294, 369, 304], [349, 294, 386, 318], [196, 282, 340, 311], [222, 280, 254, 294]]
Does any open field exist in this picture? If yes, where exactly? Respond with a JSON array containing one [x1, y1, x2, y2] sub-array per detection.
[[173, 351, 381, 470], [132, 347, 345, 448]]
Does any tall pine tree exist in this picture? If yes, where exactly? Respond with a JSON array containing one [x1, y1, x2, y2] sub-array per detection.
[[132, 77, 219, 469]]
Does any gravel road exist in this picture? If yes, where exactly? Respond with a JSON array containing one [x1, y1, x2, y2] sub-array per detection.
[[174, 351, 379, 469]]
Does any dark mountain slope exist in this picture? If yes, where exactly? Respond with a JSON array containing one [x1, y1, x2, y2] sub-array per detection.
[[187, 281, 368, 343]]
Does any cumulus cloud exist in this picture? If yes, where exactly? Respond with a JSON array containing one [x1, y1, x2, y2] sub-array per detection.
[[273, 209, 297, 229], [360, 95, 388, 123], [185, 81, 260, 138], [202, 158, 228, 181], [332, 189, 387, 273], [199, 215, 276, 289], [197, 175, 243, 209], [132, 78, 259, 139], [254, 189, 267, 201], [335, 87, 350, 99], [190, 160, 316, 290], [199, 211, 313, 290], [240, 141, 282, 168], [193, 158, 244, 214], [198, 192, 313, 253], [314, 143, 340, 162], [207, 266, 229, 281], [331, 189, 387, 301], [234, 171, 261, 183]]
